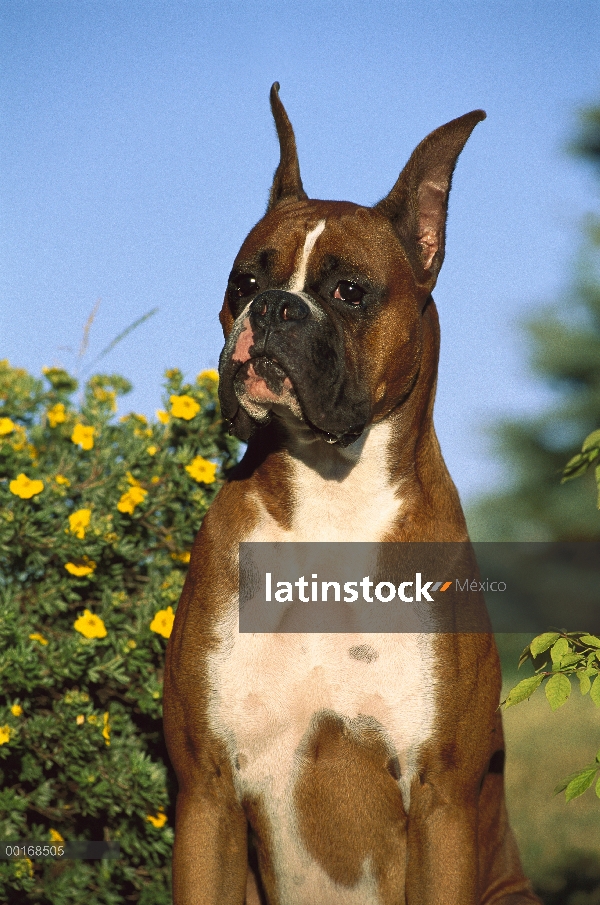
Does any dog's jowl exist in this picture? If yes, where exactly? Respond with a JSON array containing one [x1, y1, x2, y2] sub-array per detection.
[[163, 85, 541, 905]]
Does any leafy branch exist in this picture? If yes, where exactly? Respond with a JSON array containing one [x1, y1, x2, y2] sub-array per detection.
[[501, 631, 600, 801], [561, 428, 600, 508]]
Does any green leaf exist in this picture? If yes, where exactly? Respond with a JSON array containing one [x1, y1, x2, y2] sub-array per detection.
[[560, 653, 584, 668], [591, 675, 600, 706], [518, 644, 532, 668], [550, 637, 570, 666], [582, 429, 600, 453], [565, 767, 598, 801], [545, 673, 571, 711], [596, 776, 600, 799], [562, 453, 590, 482], [579, 673, 592, 695], [596, 464, 600, 509], [554, 775, 569, 794], [503, 674, 544, 708], [529, 632, 560, 658], [555, 763, 597, 795], [580, 634, 600, 648]]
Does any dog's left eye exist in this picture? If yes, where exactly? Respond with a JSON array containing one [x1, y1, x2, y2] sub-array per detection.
[[333, 281, 364, 306], [232, 273, 259, 298]]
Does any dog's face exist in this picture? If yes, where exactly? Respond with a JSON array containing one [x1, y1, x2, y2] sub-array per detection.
[[218, 85, 485, 445], [218, 200, 423, 446]]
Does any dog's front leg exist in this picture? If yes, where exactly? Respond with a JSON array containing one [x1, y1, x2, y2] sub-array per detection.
[[405, 785, 479, 905], [171, 782, 248, 905], [164, 574, 249, 904]]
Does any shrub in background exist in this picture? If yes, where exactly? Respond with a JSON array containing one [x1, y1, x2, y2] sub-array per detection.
[[0, 360, 238, 904]]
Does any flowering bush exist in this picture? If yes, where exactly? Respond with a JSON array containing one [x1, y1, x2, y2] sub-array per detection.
[[0, 360, 238, 904]]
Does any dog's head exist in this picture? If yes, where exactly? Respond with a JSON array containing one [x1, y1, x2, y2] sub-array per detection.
[[218, 84, 484, 445]]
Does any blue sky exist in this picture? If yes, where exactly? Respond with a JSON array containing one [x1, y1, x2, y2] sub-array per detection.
[[2, 1, 599, 502]]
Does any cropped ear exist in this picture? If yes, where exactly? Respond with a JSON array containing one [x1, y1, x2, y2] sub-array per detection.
[[267, 83, 308, 211], [374, 110, 485, 291]]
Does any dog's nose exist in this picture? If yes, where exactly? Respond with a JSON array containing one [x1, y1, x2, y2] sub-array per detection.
[[250, 290, 309, 327]]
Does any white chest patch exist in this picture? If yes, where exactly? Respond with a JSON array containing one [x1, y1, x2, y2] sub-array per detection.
[[206, 420, 437, 903], [208, 629, 437, 903]]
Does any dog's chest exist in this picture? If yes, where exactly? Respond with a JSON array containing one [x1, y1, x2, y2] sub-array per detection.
[[207, 630, 437, 902], [205, 422, 437, 900], [208, 632, 437, 784]]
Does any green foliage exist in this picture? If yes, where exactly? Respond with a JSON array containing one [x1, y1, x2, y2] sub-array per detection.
[[502, 630, 600, 802], [562, 427, 600, 507], [468, 99, 600, 542], [0, 360, 238, 903]]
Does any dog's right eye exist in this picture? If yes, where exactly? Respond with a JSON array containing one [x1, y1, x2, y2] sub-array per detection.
[[232, 274, 259, 298]]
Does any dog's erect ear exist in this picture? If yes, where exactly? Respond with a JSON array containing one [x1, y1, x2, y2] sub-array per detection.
[[267, 83, 308, 211], [375, 110, 485, 291]]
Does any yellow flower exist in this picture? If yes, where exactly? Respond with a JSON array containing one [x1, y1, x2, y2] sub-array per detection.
[[49, 829, 64, 843], [65, 558, 97, 577], [146, 810, 167, 828], [147, 445, 158, 456], [55, 474, 71, 486], [117, 485, 147, 514], [10, 704, 23, 717], [156, 409, 170, 424], [0, 725, 11, 745], [0, 417, 15, 435], [76, 714, 85, 725], [9, 473, 44, 499], [165, 368, 181, 379], [74, 609, 106, 638], [170, 394, 200, 420], [185, 456, 217, 484], [150, 606, 175, 639], [69, 508, 91, 539], [29, 632, 48, 645], [171, 551, 191, 564], [71, 424, 95, 450], [47, 403, 66, 427], [150, 475, 160, 484], [102, 712, 110, 746], [93, 387, 117, 410], [197, 369, 219, 382], [14, 857, 33, 879]]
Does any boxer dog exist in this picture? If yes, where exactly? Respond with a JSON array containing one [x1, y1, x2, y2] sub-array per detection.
[[164, 84, 540, 904]]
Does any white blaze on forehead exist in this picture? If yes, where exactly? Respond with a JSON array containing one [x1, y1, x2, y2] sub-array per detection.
[[288, 219, 326, 293]]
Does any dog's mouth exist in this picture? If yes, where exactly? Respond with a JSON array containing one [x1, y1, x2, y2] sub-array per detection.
[[234, 357, 295, 405], [228, 356, 363, 447]]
